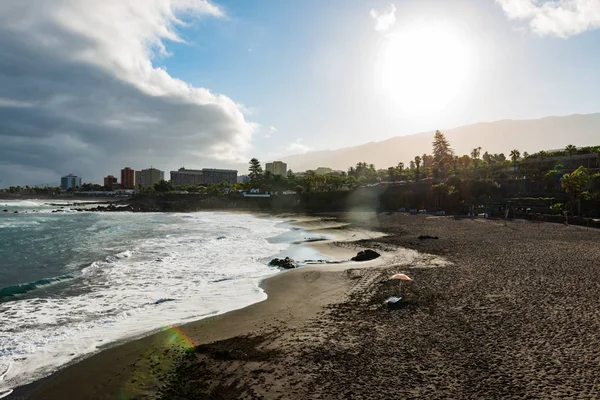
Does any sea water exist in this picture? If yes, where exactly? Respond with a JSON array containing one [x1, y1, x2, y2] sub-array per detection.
[[0, 200, 325, 390]]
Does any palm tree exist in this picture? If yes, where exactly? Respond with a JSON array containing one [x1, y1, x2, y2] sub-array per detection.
[[565, 144, 577, 168], [470, 147, 482, 171], [305, 170, 317, 193], [388, 167, 396, 183], [414, 156, 422, 181], [510, 149, 520, 169], [452, 154, 459, 176], [538, 150, 547, 169]]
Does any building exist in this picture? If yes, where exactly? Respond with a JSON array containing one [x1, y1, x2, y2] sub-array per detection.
[[265, 161, 287, 176], [202, 169, 238, 185], [170, 168, 204, 186], [104, 175, 118, 189], [170, 168, 237, 186], [237, 175, 250, 183], [135, 168, 164, 189], [60, 174, 82, 191], [121, 167, 135, 189]]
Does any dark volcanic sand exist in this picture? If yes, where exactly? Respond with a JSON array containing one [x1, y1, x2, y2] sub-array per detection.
[[25, 213, 600, 399]]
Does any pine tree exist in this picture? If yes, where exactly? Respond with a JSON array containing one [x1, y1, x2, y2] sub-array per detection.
[[248, 158, 263, 181], [432, 130, 452, 178]]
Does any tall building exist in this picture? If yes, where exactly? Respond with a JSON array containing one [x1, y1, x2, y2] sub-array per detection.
[[104, 175, 118, 189], [202, 169, 238, 185], [135, 168, 164, 189], [60, 174, 82, 191], [265, 161, 287, 176], [121, 167, 135, 189], [170, 168, 204, 186]]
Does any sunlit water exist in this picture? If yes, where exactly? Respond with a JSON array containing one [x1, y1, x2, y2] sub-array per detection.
[[0, 200, 327, 390]]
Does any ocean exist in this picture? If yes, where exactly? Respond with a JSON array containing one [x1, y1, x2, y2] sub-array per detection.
[[0, 200, 327, 391]]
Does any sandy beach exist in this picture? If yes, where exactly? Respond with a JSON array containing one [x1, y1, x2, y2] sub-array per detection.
[[15, 212, 600, 399]]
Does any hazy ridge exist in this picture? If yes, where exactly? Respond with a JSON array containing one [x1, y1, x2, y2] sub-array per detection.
[[281, 113, 600, 171]]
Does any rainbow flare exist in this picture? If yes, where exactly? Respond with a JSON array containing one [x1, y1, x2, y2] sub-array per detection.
[[165, 325, 196, 350], [117, 326, 197, 399]]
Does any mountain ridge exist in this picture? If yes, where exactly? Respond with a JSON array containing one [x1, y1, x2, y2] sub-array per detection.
[[279, 112, 600, 171]]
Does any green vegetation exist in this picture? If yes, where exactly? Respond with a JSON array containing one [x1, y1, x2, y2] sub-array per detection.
[[233, 131, 599, 218], [2, 131, 599, 220]]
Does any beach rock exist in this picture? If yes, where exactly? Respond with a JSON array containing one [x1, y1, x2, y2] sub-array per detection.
[[351, 249, 380, 262], [418, 235, 439, 240], [2, 209, 7, 212], [13, 211, 18, 213], [154, 298, 176, 305], [86, 203, 158, 213], [269, 257, 297, 269]]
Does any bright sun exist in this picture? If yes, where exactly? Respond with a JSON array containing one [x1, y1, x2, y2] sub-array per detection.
[[376, 21, 472, 118]]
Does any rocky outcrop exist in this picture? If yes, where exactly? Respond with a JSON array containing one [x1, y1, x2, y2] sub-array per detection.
[[73, 204, 159, 212], [269, 257, 297, 269], [418, 235, 439, 240], [351, 249, 380, 262]]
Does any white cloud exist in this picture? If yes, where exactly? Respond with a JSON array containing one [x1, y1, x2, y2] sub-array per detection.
[[0, 98, 35, 108], [496, 0, 600, 38], [370, 4, 397, 32], [264, 126, 277, 138], [0, 0, 258, 186], [287, 139, 313, 154]]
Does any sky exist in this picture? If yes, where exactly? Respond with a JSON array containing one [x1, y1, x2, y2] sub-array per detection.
[[1, 0, 600, 187]]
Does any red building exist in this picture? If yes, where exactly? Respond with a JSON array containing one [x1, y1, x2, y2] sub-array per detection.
[[121, 167, 135, 189], [104, 175, 118, 189]]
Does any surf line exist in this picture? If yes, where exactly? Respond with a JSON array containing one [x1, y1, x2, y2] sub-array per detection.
[[0, 363, 9, 381], [0, 363, 11, 400]]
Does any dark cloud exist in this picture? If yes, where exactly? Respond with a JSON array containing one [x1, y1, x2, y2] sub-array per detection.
[[0, 0, 254, 187]]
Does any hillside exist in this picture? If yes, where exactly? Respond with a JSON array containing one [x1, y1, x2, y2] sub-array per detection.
[[280, 113, 600, 171]]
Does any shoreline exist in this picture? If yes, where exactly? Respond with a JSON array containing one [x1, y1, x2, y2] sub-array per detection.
[[8, 212, 384, 399], [14, 211, 600, 398]]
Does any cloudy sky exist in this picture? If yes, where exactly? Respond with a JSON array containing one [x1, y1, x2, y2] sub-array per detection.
[[1, 0, 600, 187]]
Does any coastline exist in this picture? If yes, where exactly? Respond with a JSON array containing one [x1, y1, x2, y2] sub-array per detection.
[[10, 212, 382, 399], [14, 211, 600, 398]]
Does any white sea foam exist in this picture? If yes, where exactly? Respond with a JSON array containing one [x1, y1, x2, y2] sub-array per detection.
[[0, 199, 100, 211], [0, 211, 294, 390], [0, 200, 45, 208]]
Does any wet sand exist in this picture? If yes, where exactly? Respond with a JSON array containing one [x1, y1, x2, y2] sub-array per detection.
[[18, 213, 600, 399]]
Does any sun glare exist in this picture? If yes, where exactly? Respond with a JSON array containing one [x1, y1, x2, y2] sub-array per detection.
[[376, 21, 472, 118]]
